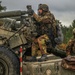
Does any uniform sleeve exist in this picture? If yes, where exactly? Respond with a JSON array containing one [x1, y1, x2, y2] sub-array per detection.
[[66, 39, 73, 55], [33, 13, 51, 23]]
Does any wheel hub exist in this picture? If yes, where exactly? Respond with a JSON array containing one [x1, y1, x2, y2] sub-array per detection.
[[0, 62, 5, 75]]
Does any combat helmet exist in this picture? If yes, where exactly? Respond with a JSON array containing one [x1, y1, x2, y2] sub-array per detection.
[[38, 4, 42, 9], [38, 4, 49, 12], [73, 28, 75, 34]]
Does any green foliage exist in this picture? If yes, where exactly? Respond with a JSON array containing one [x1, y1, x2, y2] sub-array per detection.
[[61, 20, 75, 44], [0, 1, 6, 11]]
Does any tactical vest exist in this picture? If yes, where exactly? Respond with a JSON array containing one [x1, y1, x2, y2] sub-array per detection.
[[42, 12, 56, 38]]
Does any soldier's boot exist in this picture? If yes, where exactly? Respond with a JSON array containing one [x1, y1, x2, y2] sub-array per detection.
[[28, 56, 37, 62], [38, 54, 47, 62]]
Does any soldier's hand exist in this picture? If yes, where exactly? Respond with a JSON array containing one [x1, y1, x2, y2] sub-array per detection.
[[54, 37, 63, 44], [27, 9, 34, 15], [45, 39, 51, 45]]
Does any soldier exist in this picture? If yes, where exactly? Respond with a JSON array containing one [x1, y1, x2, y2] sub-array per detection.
[[66, 28, 75, 56], [28, 4, 57, 61]]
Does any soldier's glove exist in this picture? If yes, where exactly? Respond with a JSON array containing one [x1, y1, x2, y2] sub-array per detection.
[[27, 9, 34, 15], [54, 37, 63, 44], [45, 39, 51, 45]]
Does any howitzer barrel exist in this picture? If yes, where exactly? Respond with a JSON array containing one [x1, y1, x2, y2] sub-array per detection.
[[0, 10, 27, 18]]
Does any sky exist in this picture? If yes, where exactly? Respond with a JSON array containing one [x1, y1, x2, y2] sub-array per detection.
[[1, 0, 75, 26]]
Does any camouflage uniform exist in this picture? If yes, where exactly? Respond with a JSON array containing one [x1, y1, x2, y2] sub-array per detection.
[[66, 28, 75, 56], [32, 34, 49, 56], [31, 4, 56, 57]]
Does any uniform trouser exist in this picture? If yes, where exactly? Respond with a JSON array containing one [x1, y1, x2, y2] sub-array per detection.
[[32, 34, 49, 56]]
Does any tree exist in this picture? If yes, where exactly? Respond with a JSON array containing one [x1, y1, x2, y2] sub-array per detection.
[[0, 1, 6, 11], [72, 20, 75, 28], [56, 20, 74, 43]]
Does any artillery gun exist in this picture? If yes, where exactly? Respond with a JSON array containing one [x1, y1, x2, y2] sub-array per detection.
[[0, 6, 75, 75]]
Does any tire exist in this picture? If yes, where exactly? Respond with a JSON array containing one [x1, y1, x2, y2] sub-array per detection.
[[0, 46, 20, 75]]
